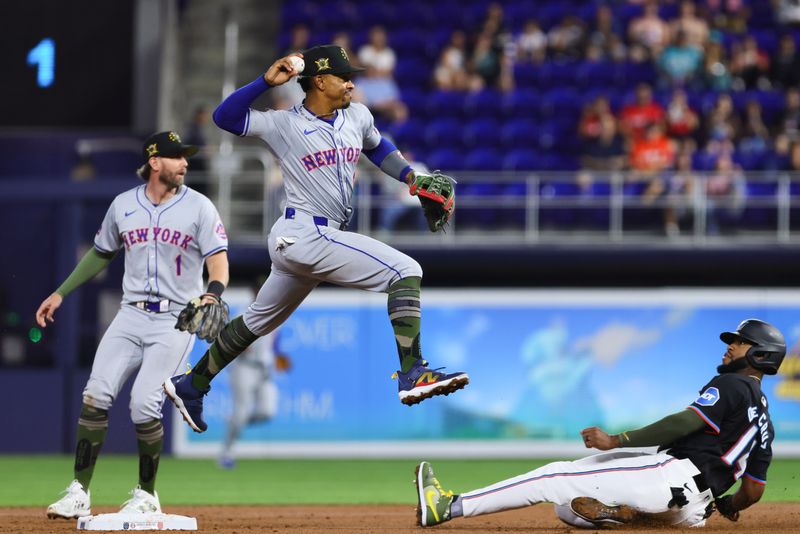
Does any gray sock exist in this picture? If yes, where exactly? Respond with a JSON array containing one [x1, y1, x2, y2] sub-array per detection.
[[450, 495, 463, 518]]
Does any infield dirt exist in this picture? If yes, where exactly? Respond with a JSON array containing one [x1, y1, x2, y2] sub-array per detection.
[[2, 502, 798, 532]]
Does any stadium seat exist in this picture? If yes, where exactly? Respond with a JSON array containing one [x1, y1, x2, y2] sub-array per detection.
[[464, 148, 503, 170], [503, 149, 542, 171], [463, 118, 502, 148], [463, 89, 504, 118], [425, 91, 466, 119], [424, 118, 462, 148], [501, 119, 539, 150], [426, 148, 461, 171], [502, 89, 540, 119]]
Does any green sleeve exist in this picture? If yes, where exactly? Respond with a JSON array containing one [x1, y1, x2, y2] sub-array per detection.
[[617, 408, 707, 448], [55, 248, 117, 298]]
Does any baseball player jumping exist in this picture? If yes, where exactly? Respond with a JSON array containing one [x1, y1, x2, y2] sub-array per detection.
[[38, 132, 229, 519], [416, 319, 785, 529], [164, 44, 468, 434]]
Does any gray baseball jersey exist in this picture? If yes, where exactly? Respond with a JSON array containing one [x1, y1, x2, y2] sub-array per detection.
[[84, 184, 228, 423], [238, 101, 421, 336], [95, 184, 228, 308], [246, 102, 381, 224]]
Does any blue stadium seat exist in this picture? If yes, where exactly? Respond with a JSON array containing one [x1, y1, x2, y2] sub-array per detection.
[[501, 119, 539, 150], [424, 118, 462, 147], [399, 87, 425, 112], [622, 61, 657, 86], [425, 91, 466, 118], [389, 119, 425, 149], [539, 88, 581, 120], [426, 148, 461, 171], [576, 61, 622, 90], [538, 61, 580, 90], [502, 89, 540, 119], [503, 149, 542, 170], [463, 89, 504, 118], [513, 63, 541, 89], [464, 148, 503, 170], [394, 59, 431, 91], [463, 118, 502, 148]]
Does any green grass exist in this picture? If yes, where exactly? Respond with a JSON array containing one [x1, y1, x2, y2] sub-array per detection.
[[1, 455, 798, 506]]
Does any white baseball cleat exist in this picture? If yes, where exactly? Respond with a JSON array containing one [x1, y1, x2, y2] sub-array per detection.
[[119, 486, 162, 514], [46, 479, 91, 519]]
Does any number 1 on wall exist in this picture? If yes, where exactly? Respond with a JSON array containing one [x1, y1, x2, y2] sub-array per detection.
[[27, 38, 55, 88]]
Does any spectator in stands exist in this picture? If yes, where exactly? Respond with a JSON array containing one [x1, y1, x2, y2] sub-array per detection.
[[706, 0, 750, 35], [781, 88, 800, 140], [515, 20, 547, 64], [705, 93, 741, 147], [586, 5, 625, 61], [619, 83, 666, 141], [705, 154, 746, 234], [665, 88, 700, 152], [581, 114, 627, 172], [775, 0, 800, 27], [771, 34, 800, 89], [579, 96, 613, 143], [471, 31, 503, 89], [701, 39, 733, 90], [738, 100, 771, 162], [670, 0, 710, 51], [657, 30, 705, 89], [282, 24, 310, 56], [434, 31, 470, 90], [730, 36, 771, 90], [547, 15, 587, 61], [184, 106, 211, 196], [272, 25, 310, 110], [628, 0, 671, 59], [630, 123, 676, 192], [765, 133, 793, 171], [357, 26, 408, 123], [663, 148, 697, 236]]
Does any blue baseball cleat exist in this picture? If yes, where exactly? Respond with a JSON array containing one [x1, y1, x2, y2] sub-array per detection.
[[394, 359, 469, 406], [163, 372, 209, 433]]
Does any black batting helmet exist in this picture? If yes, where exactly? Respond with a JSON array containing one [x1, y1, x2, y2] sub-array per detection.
[[720, 319, 786, 375]]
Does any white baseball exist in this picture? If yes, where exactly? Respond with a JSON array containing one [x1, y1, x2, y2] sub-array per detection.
[[289, 56, 304, 74]]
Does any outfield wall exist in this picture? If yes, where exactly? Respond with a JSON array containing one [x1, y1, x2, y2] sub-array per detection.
[[173, 288, 800, 458]]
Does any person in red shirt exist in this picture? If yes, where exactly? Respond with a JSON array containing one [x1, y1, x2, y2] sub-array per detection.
[[630, 123, 677, 204], [620, 83, 666, 141]]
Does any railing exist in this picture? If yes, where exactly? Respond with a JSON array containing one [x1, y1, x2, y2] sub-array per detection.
[[191, 147, 800, 247]]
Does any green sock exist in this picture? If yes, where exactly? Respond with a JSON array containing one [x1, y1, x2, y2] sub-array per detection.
[[191, 316, 258, 390], [74, 404, 109, 490], [388, 277, 423, 373], [135, 419, 164, 495]]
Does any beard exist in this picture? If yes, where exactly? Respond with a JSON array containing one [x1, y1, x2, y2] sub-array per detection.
[[158, 168, 183, 191], [717, 357, 750, 374]]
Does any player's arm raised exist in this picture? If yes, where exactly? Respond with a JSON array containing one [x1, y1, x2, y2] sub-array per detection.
[[35, 248, 117, 327], [213, 54, 303, 136], [580, 408, 706, 450]]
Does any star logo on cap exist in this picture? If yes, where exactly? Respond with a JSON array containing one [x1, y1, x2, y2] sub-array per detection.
[[315, 57, 331, 71], [168, 132, 180, 142], [146, 143, 158, 156]]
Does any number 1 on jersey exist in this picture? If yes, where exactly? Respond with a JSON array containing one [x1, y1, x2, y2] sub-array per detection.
[[175, 254, 182, 276]]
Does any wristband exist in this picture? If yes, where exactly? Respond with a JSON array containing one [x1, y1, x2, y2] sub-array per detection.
[[206, 280, 225, 298]]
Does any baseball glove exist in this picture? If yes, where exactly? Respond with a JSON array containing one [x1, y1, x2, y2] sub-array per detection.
[[175, 294, 229, 342], [714, 495, 739, 522], [409, 170, 456, 232]]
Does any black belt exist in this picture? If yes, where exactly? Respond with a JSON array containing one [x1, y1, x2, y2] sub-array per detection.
[[285, 207, 347, 230], [131, 300, 170, 313]]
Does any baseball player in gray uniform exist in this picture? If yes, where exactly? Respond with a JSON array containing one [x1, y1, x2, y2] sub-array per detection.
[[218, 328, 291, 469], [164, 44, 468, 434], [38, 131, 229, 519]]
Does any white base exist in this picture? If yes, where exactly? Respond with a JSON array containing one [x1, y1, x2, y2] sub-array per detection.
[[77, 512, 197, 531]]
